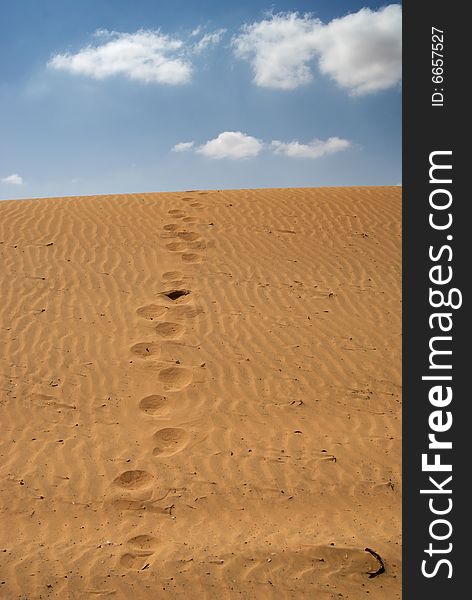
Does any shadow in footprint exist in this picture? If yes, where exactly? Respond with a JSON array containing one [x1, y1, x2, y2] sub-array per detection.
[[162, 289, 190, 301]]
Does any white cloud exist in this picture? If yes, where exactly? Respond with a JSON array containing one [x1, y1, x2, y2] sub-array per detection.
[[193, 29, 226, 53], [315, 5, 402, 95], [48, 29, 192, 84], [196, 131, 263, 159], [232, 12, 321, 90], [173, 132, 351, 160], [1, 173, 24, 185], [172, 141, 195, 152], [232, 5, 402, 94], [271, 137, 351, 158]]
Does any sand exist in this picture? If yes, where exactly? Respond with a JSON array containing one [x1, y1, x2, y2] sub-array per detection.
[[0, 187, 401, 599]]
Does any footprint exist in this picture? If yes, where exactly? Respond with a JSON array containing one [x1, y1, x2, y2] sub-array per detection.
[[113, 470, 154, 490], [189, 239, 207, 250], [120, 534, 159, 571], [28, 393, 77, 411], [155, 321, 185, 339], [162, 270, 183, 281], [190, 202, 202, 207], [136, 305, 167, 320], [130, 342, 160, 358], [182, 253, 202, 263], [139, 394, 167, 415], [110, 497, 160, 512], [182, 216, 197, 223], [127, 534, 159, 551], [158, 366, 192, 391], [163, 223, 179, 232], [166, 241, 186, 252], [170, 305, 202, 319], [179, 197, 193, 201], [29, 392, 56, 405], [177, 231, 200, 242], [168, 209, 186, 217], [162, 271, 185, 289], [164, 280, 186, 289], [120, 551, 154, 570], [152, 427, 189, 457]]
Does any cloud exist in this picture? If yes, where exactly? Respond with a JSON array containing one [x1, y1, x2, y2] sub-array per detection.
[[232, 5, 401, 94], [48, 29, 192, 84], [173, 133, 351, 160], [172, 141, 195, 152], [315, 5, 402, 95], [196, 131, 263, 159], [193, 29, 226, 53], [48, 26, 226, 85], [232, 12, 321, 90], [1, 173, 24, 185], [271, 137, 351, 158]]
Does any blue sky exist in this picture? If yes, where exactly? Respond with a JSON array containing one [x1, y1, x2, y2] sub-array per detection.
[[0, 1, 401, 200]]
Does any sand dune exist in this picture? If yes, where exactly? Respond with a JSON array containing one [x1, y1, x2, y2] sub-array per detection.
[[0, 187, 401, 598]]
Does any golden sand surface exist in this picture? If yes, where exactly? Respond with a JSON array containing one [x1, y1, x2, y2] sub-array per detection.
[[0, 187, 401, 599]]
